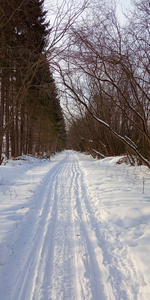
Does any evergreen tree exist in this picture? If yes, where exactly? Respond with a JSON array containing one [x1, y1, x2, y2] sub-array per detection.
[[0, 0, 66, 161]]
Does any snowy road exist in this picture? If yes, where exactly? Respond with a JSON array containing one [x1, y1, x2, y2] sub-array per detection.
[[8, 151, 106, 300], [0, 151, 150, 300]]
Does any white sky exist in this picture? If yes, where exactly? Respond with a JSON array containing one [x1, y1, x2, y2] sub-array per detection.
[[117, 0, 132, 23], [119, 0, 132, 8], [44, 0, 133, 25]]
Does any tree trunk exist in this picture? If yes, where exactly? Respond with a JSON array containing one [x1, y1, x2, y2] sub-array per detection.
[[0, 71, 5, 163]]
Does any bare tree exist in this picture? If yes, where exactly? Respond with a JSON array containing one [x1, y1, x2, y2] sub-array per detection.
[[56, 0, 150, 167]]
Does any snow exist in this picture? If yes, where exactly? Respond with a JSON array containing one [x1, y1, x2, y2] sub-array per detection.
[[0, 150, 150, 300]]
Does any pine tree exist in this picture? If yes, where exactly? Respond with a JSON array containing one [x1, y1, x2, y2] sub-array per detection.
[[0, 0, 66, 161]]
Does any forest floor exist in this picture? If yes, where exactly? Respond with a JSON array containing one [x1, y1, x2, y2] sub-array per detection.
[[0, 150, 150, 300]]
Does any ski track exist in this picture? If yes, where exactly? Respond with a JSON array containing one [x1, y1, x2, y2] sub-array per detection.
[[9, 151, 108, 300]]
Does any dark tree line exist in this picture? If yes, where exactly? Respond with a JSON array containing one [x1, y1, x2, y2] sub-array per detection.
[[0, 0, 66, 162]]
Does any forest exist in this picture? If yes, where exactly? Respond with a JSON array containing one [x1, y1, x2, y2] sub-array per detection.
[[0, 0, 66, 163], [0, 0, 150, 168], [60, 0, 150, 168]]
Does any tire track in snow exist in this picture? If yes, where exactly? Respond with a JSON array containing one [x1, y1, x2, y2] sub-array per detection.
[[72, 154, 107, 300], [74, 153, 141, 300], [44, 152, 106, 300], [40, 154, 78, 300], [11, 153, 69, 300], [11, 151, 107, 300]]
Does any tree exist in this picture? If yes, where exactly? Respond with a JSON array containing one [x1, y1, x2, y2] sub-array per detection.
[[57, 0, 150, 167], [0, 0, 67, 161]]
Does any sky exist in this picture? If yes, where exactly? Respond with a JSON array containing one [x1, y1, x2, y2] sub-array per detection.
[[118, 0, 132, 8], [44, 0, 133, 26], [117, 0, 132, 23]]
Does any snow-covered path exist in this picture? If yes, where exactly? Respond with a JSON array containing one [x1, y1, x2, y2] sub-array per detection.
[[1, 151, 105, 300], [11, 151, 105, 300], [0, 150, 150, 300]]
